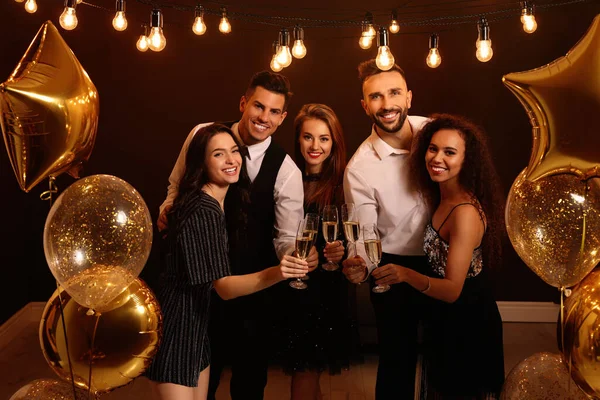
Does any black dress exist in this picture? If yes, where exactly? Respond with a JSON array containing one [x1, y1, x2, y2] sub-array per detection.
[[420, 203, 505, 399], [145, 191, 231, 387], [275, 181, 363, 375]]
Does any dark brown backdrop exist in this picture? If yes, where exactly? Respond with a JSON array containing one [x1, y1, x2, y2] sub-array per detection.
[[1, 0, 599, 323]]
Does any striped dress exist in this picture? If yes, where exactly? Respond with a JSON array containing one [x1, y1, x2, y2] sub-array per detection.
[[146, 191, 231, 387]]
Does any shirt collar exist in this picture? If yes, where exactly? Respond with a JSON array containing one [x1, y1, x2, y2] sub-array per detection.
[[369, 117, 419, 159], [231, 121, 271, 160]]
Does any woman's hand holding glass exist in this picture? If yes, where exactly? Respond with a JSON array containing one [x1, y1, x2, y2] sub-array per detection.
[[278, 254, 309, 280]]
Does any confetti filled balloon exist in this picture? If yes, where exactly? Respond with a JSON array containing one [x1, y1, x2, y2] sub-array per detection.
[[43, 174, 152, 311], [505, 171, 600, 288], [0, 21, 99, 192], [39, 279, 162, 394], [9, 378, 88, 400], [562, 269, 600, 398], [501, 352, 587, 399]]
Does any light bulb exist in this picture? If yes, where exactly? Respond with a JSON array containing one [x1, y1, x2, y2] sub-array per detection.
[[367, 25, 376, 38], [148, 27, 166, 51], [59, 7, 78, 30], [275, 46, 292, 68], [192, 16, 207, 35], [24, 0, 37, 13], [136, 35, 149, 52], [270, 55, 283, 72], [359, 34, 373, 49], [376, 46, 395, 71], [426, 48, 441, 68], [475, 39, 493, 62], [15, 0, 24, 4], [292, 40, 306, 59], [112, 11, 128, 31], [219, 8, 231, 33], [522, 15, 537, 33], [389, 20, 400, 34], [76, 0, 82, 3]]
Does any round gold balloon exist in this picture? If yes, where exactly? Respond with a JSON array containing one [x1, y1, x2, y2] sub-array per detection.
[[43, 174, 153, 311], [562, 269, 600, 398], [9, 378, 89, 400], [39, 278, 163, 394], [0, 21, 99, 193], [502, 14, 600, 182], [501, 352, 587, 399], [506, 170, 600, 288]]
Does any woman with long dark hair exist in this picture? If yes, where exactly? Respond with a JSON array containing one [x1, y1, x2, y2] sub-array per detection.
[[146, 124, 308, 400], [373, 114, 505, 398], [277, 104, 362, 399]]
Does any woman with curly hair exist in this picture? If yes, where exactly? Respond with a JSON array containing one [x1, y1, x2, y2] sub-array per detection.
[[372, 114, 505, 399]]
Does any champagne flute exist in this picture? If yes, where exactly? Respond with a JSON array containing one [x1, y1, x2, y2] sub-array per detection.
[[342, 203, 359, 258], [362, 223, 389, 293], [321, 205, 339, 271], [301, 213, 319, 281], [290, 218, 311, 289]]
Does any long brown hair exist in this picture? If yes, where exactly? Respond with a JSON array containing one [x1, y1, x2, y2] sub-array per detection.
[[409, 113, 505, 269], [294, 104, 347, 210]]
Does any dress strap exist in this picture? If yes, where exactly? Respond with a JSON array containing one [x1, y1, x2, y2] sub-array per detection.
[[437, 202, 480, 232]]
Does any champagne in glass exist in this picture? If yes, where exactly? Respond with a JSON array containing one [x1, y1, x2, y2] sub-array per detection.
[[321, 205, 339, 271], [290, 219, 310, 289], [301, 213, 319, 281], [342, 203, 359, 258], [362, 223, 390, 293]]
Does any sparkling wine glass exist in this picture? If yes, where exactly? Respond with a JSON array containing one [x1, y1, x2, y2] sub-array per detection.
[[321, 205, 339, 271], [301, 213, 319, 281], [290, 218, 311, 289], [342, 203, 359, 258], [362, 223, 389, 293]]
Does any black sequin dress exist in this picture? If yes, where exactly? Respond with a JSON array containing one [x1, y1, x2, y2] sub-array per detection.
[[419, 203, 505, 399], [274, 179, 363, 375]]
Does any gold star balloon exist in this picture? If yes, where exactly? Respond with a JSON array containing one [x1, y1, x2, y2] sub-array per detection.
[[504, 15, 600, 288], [0, 21, 99, 193]]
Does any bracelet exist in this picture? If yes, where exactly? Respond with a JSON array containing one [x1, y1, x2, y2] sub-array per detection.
[[421, 276, 431, 293]]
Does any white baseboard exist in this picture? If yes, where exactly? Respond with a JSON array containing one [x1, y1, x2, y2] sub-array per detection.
[[0, 302, 44, 352], [497, 301, 559, 323], [0, 301, 559, 351]]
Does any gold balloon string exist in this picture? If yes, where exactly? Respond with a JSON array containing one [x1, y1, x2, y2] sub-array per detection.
[[88, 312, 101, 400], [39, 176, 58, 205], [55, 281, 79, 400]]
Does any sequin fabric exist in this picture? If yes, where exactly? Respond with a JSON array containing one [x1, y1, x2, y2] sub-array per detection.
[[423, 224, 483, 278]]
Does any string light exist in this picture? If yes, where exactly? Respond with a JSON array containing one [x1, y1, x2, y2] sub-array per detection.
[[76, 0, 82, 3], [359, 13, 375, 50], [389, 9, 400, 34], [192, 5, 207, 35], [426, 33, 442, 68], [521, 1, 538, 33], [112, 0, 127, 31], [292, 26, 307, 59], [136, 24, 149, 52], [24, 0, 37, 13], [476, 17, 493, 62], [275, 28, 293, 68], [14, 0, 24, 3], [270, 41, 283, 72], [219, 7, 231, 34], [375, 27, 395, 71], [148, 9, 166, 52], [59, 0, 78, 30]]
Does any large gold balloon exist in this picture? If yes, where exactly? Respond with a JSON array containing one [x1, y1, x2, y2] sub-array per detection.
[[9, 378, 88, 400], [506, 170, 600, 288], [502, 14, 600, 182], [562, 269, 600, 398], [501, 352, 587, 399], [43, 174, 153, 311], [39, 278, 162, 394], [0, 20, 99, 193]]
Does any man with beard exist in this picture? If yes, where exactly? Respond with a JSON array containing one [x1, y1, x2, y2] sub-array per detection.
[[342, 59, 429, 399], [158, 71, 317, 400]]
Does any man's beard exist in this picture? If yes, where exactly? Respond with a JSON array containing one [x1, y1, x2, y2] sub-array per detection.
[[371, 107, 408, 134]]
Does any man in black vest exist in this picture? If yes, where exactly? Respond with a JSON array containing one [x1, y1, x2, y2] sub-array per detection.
[[158, 71, 317, 399]]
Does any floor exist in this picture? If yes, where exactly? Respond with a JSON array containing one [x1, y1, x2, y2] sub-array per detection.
[[1, 321, 557, 399]]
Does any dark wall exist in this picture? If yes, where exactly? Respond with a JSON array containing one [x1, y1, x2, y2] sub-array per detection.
[[2, 0, 599, 323]]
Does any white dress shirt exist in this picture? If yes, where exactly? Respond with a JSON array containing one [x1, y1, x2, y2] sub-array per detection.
[[160, 122, 304, 259], [343, 116, 430, 273]]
